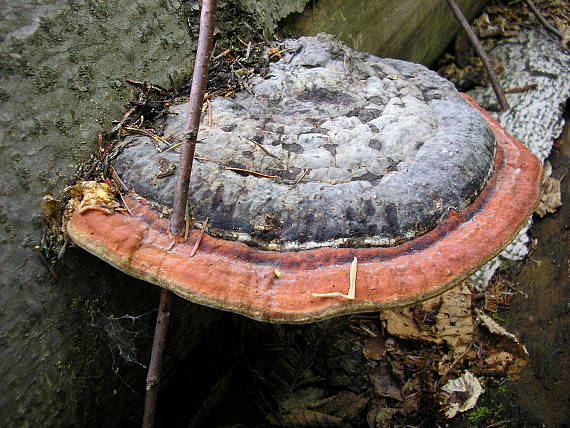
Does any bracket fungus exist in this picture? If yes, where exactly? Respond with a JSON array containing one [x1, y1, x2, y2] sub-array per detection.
[[67, 36, 542, 323]]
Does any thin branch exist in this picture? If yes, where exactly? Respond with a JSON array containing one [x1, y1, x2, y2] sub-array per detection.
[[171, 0, 218, 236], [190, 218, 209, 257], [523, 0, 563, 39], [142, 2, 218, 427], [446, 0, 510, 112], [223, 166, 278, 179], [142, 289, 173, 428]]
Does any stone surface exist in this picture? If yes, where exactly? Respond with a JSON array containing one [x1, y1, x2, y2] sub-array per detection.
[[115, 36, 496, 250], [467, 30, 570, 290], [288, 0, 491, 66]]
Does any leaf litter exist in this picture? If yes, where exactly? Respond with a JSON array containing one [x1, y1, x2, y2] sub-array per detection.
[[248, 278, 529, 427]]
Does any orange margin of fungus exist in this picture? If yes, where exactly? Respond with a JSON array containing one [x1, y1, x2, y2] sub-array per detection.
[[67, 95, 542, 323]]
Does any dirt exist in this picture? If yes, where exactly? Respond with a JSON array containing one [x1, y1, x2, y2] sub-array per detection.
[[493, 105, 570, 427]]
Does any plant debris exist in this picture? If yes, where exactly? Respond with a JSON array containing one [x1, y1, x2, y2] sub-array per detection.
[[535, 160, 563, 217], [437, 0, 570, 91], [440, 371, 484, 418], [312, 257, 357, 300], [241, 279, 529, 427]]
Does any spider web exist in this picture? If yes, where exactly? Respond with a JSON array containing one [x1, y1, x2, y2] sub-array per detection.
[[101, 310, 156, 368]]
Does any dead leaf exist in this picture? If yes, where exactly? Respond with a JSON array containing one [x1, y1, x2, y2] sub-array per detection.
[[64, 181, 120, 226], [372, 363, 402, 401], [307, 391, 368, 421], [267, 409, 343, 427], [381, 284, 473, 354], [366, 400, 393, 428], [476, 310, 529, 376], [363, 336, 387, 361], [535, 161, 562, 217], [41, 195, 62, 224], [270, 389, 367, 427], [441, 371, 484, 418], [381, 307, 442, 344], [435, 284, 473, 354]]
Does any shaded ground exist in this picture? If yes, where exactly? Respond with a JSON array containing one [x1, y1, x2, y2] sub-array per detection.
[[495, 106, 570, 427]]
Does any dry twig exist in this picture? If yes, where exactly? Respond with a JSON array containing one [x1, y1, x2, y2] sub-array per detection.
[[524, 0, 563, 39], [446, 0, 510, 111]]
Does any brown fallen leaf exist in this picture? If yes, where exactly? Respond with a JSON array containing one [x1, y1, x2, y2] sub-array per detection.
[[380, 307, 442, 344], [435, 284, 473, 354], [372, 363, 402, 401], [476, 310, 529, 376], [307, 391, 368, 421], [363, 336, 387, 361], [535, 161, 562, 217]]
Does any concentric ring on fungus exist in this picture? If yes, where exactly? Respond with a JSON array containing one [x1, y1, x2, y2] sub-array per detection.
[[67, 36, 542, 323]]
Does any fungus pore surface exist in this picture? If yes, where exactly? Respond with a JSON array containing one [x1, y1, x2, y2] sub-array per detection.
[[113, 35, 496, 251]]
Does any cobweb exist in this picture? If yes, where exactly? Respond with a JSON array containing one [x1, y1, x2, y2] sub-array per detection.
[[100, 310, 156, 368]]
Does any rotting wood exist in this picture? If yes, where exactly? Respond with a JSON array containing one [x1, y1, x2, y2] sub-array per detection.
[[446, 0, 510, 112]]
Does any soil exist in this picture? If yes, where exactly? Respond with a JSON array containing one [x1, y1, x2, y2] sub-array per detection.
[[494, 104, 570, 427]]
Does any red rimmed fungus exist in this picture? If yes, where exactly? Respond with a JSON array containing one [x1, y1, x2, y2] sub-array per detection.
[[67, 96, 541, 323]]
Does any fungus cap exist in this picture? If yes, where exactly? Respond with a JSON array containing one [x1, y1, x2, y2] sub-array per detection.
[[67, 36, 542, 323]]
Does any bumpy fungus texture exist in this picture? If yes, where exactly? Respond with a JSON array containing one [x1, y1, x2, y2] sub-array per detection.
[[114, 36, 496, 250], [67, 36, 541, 323]]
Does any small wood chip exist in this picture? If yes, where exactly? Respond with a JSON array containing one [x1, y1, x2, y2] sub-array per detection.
[[190, 218, 209, 257], [224, 166, 277, 179], [312, 257, 357, 300]]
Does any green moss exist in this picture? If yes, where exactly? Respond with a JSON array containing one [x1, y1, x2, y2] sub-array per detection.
[[463, 383, 508, 427]]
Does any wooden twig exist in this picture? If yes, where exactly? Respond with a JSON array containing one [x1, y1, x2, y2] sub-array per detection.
[[524, 0, 563, 39], [34, 246, 59, 280], [224, 166, 277, 179], [171, 0, 218, 236], [446, 0, 510, 112], [248, 138, 286, 169], [293, 168, 308, 185], [207, 99, 213, 127], [142, 289, 173, 428], [110, 106, 137, 134], [312, 257, 358, 299], [142, 1, 218, 427], [504, 83, 538, 94], [110, 166, 129, 192], [123, 127, 171, 148], [190, 218, 209, 257]]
